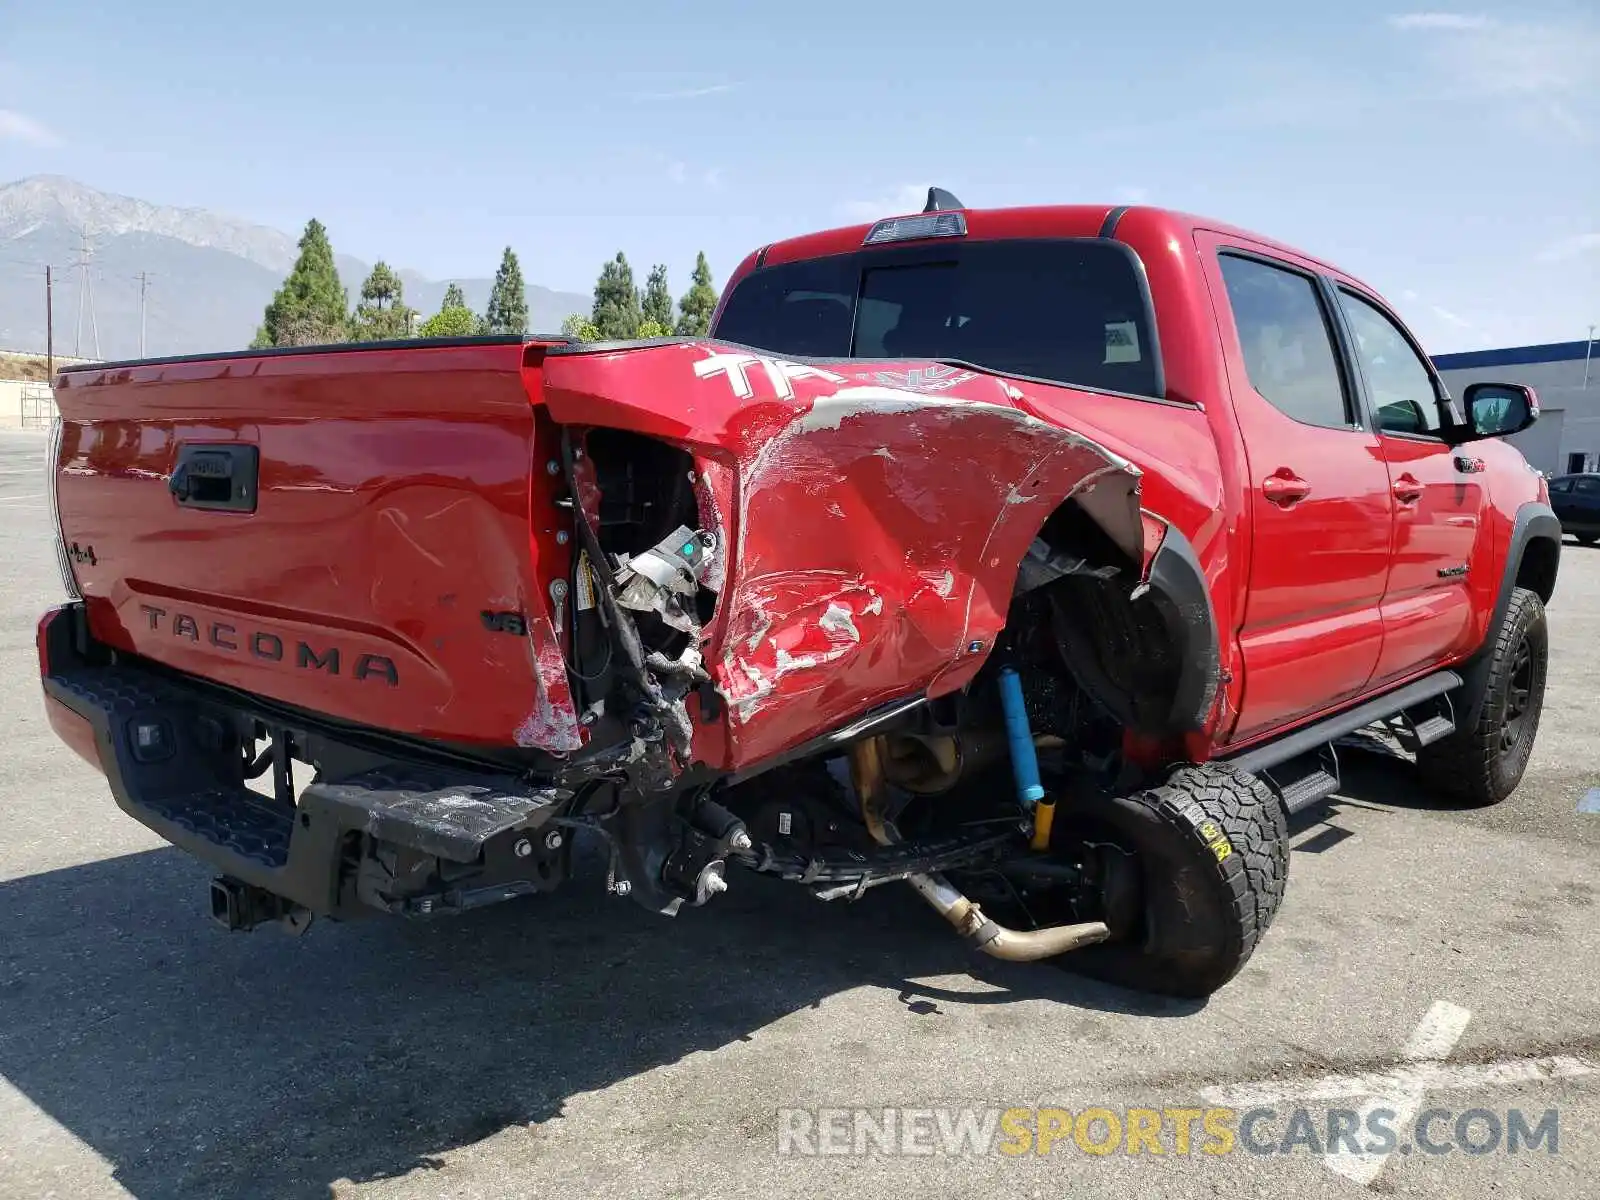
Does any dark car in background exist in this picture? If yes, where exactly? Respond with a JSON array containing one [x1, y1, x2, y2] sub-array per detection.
[[1548, 474, 1600, 544]]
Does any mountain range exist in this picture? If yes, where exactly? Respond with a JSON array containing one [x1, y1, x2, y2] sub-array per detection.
[[0, 176, 590, 361]]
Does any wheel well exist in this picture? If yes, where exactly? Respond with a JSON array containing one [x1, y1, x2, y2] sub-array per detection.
[[1516, 535, 1558, 603], [1008, 499, 1193, 738]]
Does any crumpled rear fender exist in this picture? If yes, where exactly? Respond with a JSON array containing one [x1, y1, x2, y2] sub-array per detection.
[[539, 342, 1147, 771]]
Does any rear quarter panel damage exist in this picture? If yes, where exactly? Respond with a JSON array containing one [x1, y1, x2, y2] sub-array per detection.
[[540, 344, 1147, 771]]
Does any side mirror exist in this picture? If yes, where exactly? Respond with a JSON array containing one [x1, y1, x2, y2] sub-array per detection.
[[1464, 382, 1539, 439]]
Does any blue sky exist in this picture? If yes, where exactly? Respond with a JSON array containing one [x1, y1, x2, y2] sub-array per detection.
[[1, 0, 1596, 352]]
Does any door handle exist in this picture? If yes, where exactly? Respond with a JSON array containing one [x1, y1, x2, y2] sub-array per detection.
[[1261, 470, 1311, 506], [1393, 474, 1424, 504]]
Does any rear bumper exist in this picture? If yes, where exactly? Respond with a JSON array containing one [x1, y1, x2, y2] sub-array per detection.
[[38, 603, 573, 919]]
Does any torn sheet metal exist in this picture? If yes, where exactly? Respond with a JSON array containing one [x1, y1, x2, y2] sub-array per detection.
[[540, 342, 1149, 772]]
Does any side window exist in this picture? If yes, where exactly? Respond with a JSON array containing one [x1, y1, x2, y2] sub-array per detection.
[[1575, 477, 1600, 496], [1218, 254, 1352, 430], [1336, 290, 1443, 437], [1548, 478, 1573, 494]]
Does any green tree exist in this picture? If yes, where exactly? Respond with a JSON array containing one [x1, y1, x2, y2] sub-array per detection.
[[591, 251, 642, 340], [483, 247, 529, 335], [252, 218, 349, 347], [674, 251, 717, 336], [561, 313, 601, 342], [420, 305, 479, 338], [350, 261, 417, 341], [641, 263, 673, 331], [636, 319, 672, 338], [420, 282, 479, 337]]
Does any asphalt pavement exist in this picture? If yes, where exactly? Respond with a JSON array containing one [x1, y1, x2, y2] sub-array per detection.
[[2, 426, 1598, 1199]]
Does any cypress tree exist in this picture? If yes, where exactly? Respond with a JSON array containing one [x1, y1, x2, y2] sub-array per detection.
[[352, 262, 417, 340], [484, 247, 529, 335], [592, 252, 642, 340], [253, 218, 349, 347], [641, 263, 673, 331], [674, 252, 717, 336]]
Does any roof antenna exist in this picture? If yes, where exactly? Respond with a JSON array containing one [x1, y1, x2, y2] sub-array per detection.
[[923, 187, 965, 213]]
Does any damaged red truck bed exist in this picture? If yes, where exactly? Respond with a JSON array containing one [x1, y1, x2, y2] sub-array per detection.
[[38, 193, 1560, 997]]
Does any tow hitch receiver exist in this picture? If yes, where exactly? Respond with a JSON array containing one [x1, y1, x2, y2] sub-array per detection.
[[209, 876, 311, 934]]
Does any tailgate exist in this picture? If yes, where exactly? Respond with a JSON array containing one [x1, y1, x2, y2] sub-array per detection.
[[51, 340, 580, 750]]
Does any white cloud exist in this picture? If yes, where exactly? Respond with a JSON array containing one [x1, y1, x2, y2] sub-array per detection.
[[1387, 12, 1492, 31], [0, 109, 60, 147], [702, 167, 726, 191], [1538, 232, 1600, 262], [630, 82, 742, 101], [666, 160, 687, 185], [1431, 304, 1473, 329], [835, 184, 933, 223], [1386, 12, 1600, 136], [1114, 185, 1152, 205]]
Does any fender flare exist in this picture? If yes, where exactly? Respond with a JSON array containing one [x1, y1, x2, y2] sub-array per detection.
[[1143, 525, 1222, 733], [1456, 501, 1560, 727]]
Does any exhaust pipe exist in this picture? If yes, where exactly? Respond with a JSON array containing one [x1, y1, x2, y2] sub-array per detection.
[[907, 872, 1110, 961], [848, 737, 1109, 962]]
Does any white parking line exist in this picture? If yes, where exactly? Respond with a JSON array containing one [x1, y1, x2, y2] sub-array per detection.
[[1200, 1001, 1595, 1187]]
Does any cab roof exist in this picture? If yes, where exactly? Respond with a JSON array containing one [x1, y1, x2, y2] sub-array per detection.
[[748, 198, 1365, 292]]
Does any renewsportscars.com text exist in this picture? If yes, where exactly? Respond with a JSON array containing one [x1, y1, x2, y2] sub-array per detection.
[[776, 1105, 1561, 1158]]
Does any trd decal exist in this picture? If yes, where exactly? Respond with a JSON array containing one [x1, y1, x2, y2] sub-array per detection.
[[693, 351, 845, 400]]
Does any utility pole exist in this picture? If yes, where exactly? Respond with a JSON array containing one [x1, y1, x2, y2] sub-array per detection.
[[1585, 324, 1595, 390], [72, 230, 100, 359], [138, 271, 149, 357], [45, 266, 54, 381]]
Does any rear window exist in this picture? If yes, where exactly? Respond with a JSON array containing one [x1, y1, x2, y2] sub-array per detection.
[[711, 239, 1162, 399]]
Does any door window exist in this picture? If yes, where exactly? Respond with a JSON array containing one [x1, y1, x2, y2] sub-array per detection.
[[1217, 254, 1353, 430], [1574, 477, 1600, 496], [1336, 290, 1445, 437], [1549, 477, 1573, 494]]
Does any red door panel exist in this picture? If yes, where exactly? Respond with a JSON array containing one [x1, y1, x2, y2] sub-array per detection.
[[1371, 438, 1481, 682], [1194, 233, 1396, 743], [1330, 286, 1489, 685]]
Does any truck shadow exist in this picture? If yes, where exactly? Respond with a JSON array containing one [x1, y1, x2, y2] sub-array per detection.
[[0, 839, 1196, 1199]]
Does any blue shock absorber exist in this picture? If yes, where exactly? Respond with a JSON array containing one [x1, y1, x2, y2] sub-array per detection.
[[997, 665, 1045, 810]]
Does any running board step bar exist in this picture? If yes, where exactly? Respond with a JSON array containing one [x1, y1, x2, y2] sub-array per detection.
[[1260, 746, 1342, 816], [1223, 670, 1462, 778], [1393, 691, 1458, 753]]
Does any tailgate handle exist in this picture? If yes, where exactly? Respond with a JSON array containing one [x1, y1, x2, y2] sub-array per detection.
[[170, 445, 259, 513]]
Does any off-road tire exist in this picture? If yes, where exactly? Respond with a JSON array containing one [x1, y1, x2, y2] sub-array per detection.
[[1058, 762, 1289, 999], [1418, 585, 1548, 806]]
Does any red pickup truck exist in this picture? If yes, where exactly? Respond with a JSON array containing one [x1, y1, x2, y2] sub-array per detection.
[[37, 192, 1559, 997]]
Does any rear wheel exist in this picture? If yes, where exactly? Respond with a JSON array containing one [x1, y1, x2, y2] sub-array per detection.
[[1418, 585, 1548, 806], [1054, 762, 1289, 998]]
